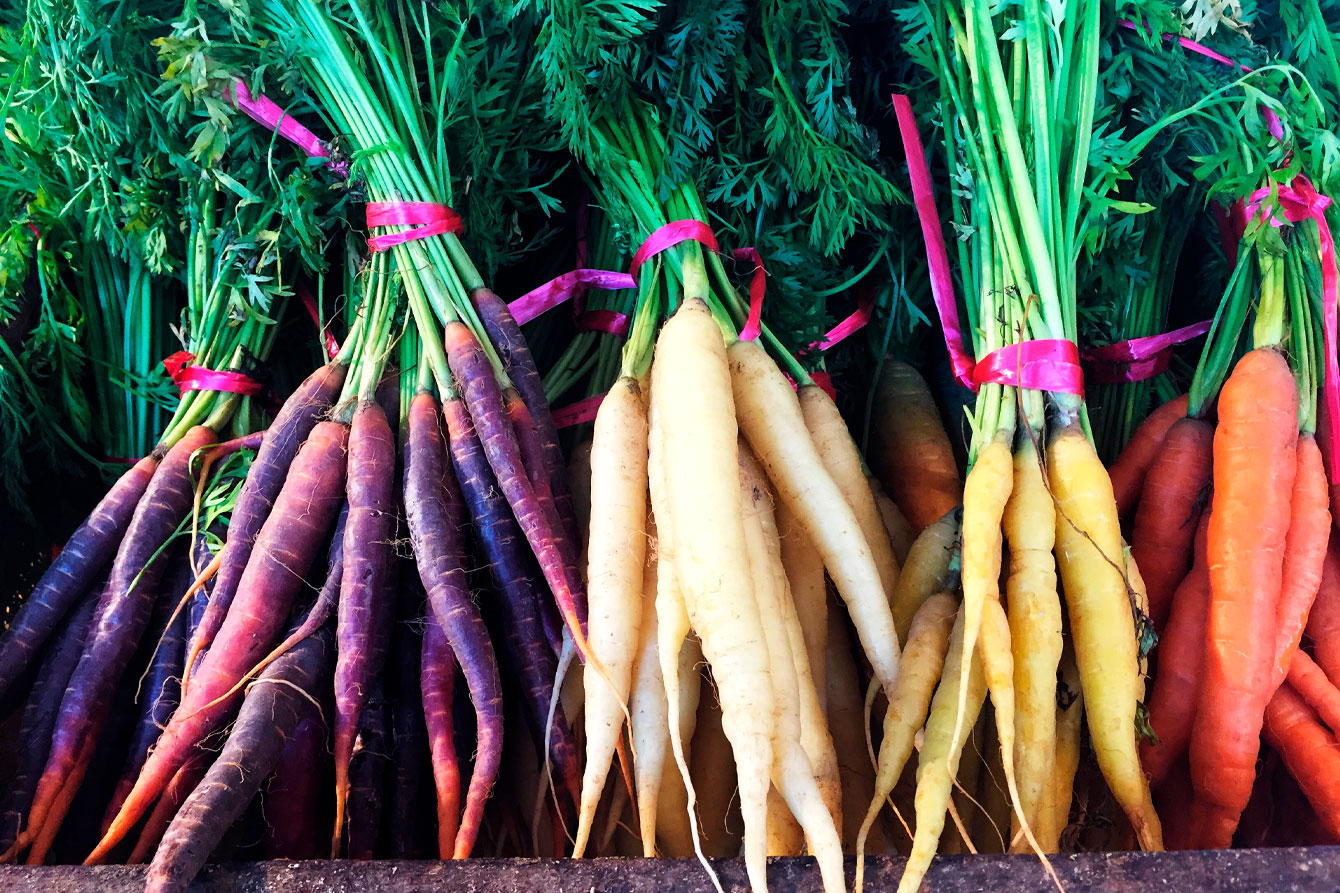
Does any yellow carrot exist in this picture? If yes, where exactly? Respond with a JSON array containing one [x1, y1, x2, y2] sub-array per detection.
[[1039, 647, 1083, 852], [1048, 423, 1162, 851], [729, 339, 901, 696], [891, 508, 962, 644], [871, 475, 917, 565]]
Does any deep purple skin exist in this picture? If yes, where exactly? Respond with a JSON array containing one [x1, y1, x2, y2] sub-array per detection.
[[263, 708, 325, 860], [0, 592, 98, 851], [440, 395, 581, 808], [101, 549, 193, 832], [144, 623, 335, 893], [420, 611, 459, 858], [185, 362, 346, 674], [442, 321, 589, 653], [406, 392, 504, 858], [385, 576, 433, 860], [18, 424, 217, 853], [0, 453, 158, 701], [345, 673, 389, 860], [472, 287, 582, 554], [333, 402, 398, 851]]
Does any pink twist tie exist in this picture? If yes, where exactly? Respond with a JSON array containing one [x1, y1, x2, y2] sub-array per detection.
[[1082, 320, 1213, 384], [230, 80, 349, 177], [366, 202, 463, 252], [162, 351, 265, 398]]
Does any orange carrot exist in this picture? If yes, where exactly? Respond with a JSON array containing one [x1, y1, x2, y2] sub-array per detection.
[[1129, 417, 1212, 631], [1264, 683, 1340, 841], [1286, 652, 1340, 732], [1140, 515, 1210, 789], [870, 360, 961, 532], [1190, 349, 1297, 849], [1109, 394, 1189, 519], [1272, 434, 1332, 689], [1305, 540, 1340, 683]]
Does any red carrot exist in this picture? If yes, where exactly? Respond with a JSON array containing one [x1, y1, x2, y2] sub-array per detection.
[[332, 402, 397, 858], [407, 393, 504, 857], [1273, 434, 1332, 689], [1306, 540, 1340, 682], [1129, 417, 1213, 631], [442, 321, 589, 656], [1190, 349, 1297, 849], [144, 622, 335, 893], [0, 454, 158, 701], [9, 425, 217, 861], [1264, 682, 1340, 842], [1140, 515, 1211, 789], [421, 611, 461, 859], [1285, 651, 1340, 732], [184, 362, 346, 681], [1110, 393, 1190, 518], [263, 707, 326, 860], [1153, 758, 1197, 851], [88, 420, 349, 864]]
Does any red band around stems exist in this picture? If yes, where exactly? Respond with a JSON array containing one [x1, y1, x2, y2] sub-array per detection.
[[508, 268, 636, 326], [295, 280, 341, 360], [732, 247, 766, 342], [1082, 320, 1213, 384], [575, 310, 631, 336], [162, 351, 265, 397], [230, 80, 349, 177], [366, 202, 464, 252], [893, 93, 1084, 395], [628, 219, 720, 281], [810, 290, 875, 352], [552, 393, 606, 429]]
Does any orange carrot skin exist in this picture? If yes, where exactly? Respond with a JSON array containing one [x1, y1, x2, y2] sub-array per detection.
[[1286, 652, 1340, 732], [871, 360, 961, 531], [1264, 683, 1340, 842], [1191, 349, 1297, 849], [1315, 393, 1340, 536], [1129, 418, 1213, 632], [1153, 759, 1197, 851], [1273, 434, 1332, 689], [421, 611, 461, 859], [1306, 540, 1340, 682], [1110, 393, 1190, 519], [89, 420, 350, 863], [1140, 515, 1210, 789], [21, 425, 217, 854], [0, 453, 159, 701]]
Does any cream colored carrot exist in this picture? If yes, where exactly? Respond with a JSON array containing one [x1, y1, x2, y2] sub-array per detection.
[[777, 500, 828, 711]]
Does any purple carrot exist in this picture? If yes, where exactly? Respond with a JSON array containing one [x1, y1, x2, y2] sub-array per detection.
[[472, 287, 581, 549], [421, 610, 461, 859], [345, 674, 389, 860], [441, 321, 590, 658], [0, 591, 98, 851], [440, 394, 581, 807], [144, 622, 335, 893], [12, 424, 217, 862], [385, 577, 433, 859], [0, 454, 158, 701], [263, 706, 326, 860], [332, 401, 397, 858], [100, 550, 192, 832], [184, 362, 346, 679], [88, 420, 349, 864], [406, 392, 504, 858]]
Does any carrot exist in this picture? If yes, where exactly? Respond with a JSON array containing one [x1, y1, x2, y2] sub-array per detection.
[[7, 424, 217, 862], [144, 621, 335, 893], [776, 501, 827, 710], [688, 680, 741, 858], [0, 453, 158, 702], [1285, 651, 1340, 732], [871, 475, 916, 565], [1140, 515, 1211, 789], [1038, 646, 1083, 852], [1191, 348, 1297, 849], [823, 610, 881, 855], [1264, 683, 1340, 842], [655, 631, 704, 858], [898, 608, 987, 893], [421, 608, 461, 859], [184, 361, 346, 682], [1048, 421, 1163, 851], [125, 751, 211, 866], [629, 528, 668, 856], [413, 394, 507, 855], [1306, 540, 1340, 682], [263, 706, 326, 860], [891, 507, 961, 644], [651, 300, 773, 893], [345, 674, 390, 860], [1001, 436, 1061, 844], [1129, 417, 1213, 631], [800, 383, 901, 607], [330, 401, 398, 858], [0, 591, 97, 853], [870, 359, 962, 531], [855, 592, 957, 890], [574, 376, 649, 857], [1109, 393, 1190, 519], [729, 338, 901, 696], [385, 580, 432, 861], [88, 420, 349, 864], [1153, 759, 1197, 851], [442, 320, 589, 657], [1273, 434, 1331, 688]]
